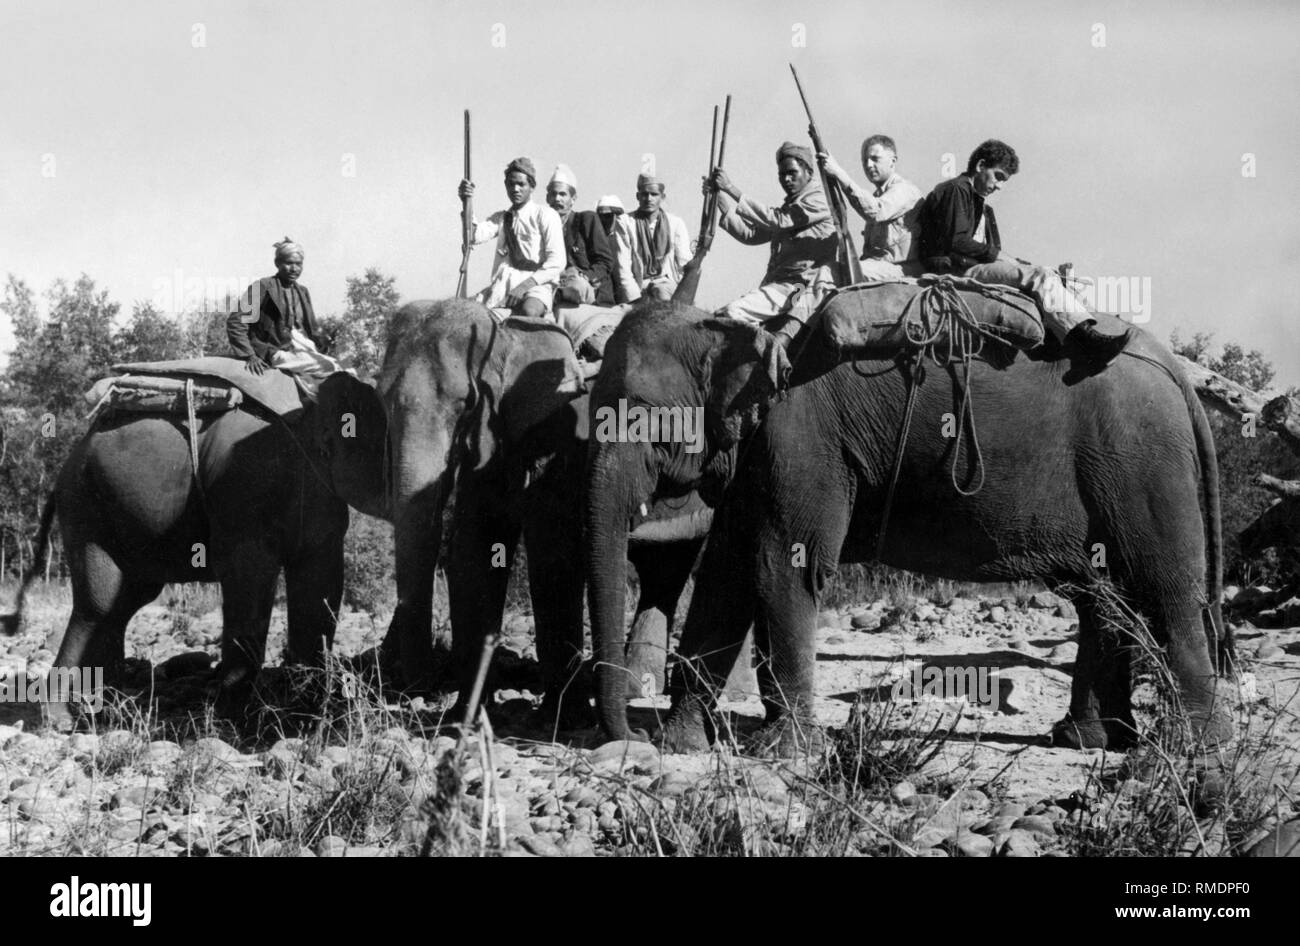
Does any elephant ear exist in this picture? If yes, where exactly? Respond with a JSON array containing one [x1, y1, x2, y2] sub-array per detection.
[[463, 321, 585, 471], [700, 317, 789, 449]]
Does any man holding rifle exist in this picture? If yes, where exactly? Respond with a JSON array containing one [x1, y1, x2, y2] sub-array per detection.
[[709, 141, 838, 335], [458, 156, 565, 319], [818, 134, 922, 280]]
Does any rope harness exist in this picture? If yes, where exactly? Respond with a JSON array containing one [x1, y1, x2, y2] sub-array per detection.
[[864, 278, 1020, 560]]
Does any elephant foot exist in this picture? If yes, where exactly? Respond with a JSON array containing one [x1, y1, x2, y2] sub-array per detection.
[[211, 664, 256, 721], [746, 715, 825, 759], [538, 690, 596, 732], [657, 698, 713, 754], [41, 701, 77, 733], [1048, 714, 1137, 751]]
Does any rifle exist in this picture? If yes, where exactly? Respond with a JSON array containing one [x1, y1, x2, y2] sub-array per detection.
[[455, 109, 473, 299], [674, 94, 732, 306], [789, 64, 862, 286]]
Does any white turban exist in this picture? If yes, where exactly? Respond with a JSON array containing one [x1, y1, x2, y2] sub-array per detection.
[[549, 164, 578, 193]]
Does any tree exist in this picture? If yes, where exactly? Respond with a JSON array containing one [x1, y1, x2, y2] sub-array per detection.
[[115, 301, 189, 363], [319, 269, 400, 380], [1171, 330, 1300, 584]]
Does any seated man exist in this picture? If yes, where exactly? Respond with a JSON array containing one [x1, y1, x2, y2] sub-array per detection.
[[227, 237, 344, 392], [546, 164, 617, 307], [818, 134, 922, 280], [458, 157, 565, 319], [711, 141, 838, 337], [596, 194, 640, 304], [917, 139, 1131, 366], [626, 174, 692, 301]]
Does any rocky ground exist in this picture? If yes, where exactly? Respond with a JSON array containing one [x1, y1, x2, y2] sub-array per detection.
[[2, 582, 1298, 857]]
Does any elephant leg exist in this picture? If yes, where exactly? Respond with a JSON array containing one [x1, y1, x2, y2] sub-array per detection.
[[213, 545, 279, 718], [49, 547, 160, 729], [625, 539, 702, 700], [523, 484, 588, 727], [663, 525, 757, 752], [1155, 590, 1235, 747], [445, 474, 521, 722], [1052, 593, 1135, 749], [284, 530, 344, 667]]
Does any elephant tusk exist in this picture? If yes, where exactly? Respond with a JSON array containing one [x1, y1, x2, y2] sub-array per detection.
[[639, 502, 648, 517]]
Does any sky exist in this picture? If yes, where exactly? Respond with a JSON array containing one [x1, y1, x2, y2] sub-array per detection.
[[2, 0, 1298, 384]]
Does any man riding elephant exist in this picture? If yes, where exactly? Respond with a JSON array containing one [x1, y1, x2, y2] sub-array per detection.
[[226, 237, 346, 393], [709, 141, 839, 345], [917, 139, 1132, 368], [458, 157, 566, 320]]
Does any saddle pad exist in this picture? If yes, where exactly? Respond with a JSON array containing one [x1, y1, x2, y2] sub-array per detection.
[[108, 356, 305, 416], [820, 277, 1044, 355], [83, 375, 243, 415]]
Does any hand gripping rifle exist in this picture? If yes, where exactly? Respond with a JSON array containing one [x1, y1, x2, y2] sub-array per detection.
[[789, 65, 862, 286], [455, 109, 473, 299], [673, 95, 732, 305]]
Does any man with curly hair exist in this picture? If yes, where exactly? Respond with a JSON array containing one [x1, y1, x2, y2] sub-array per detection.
[[918, 139, 1131, 367]]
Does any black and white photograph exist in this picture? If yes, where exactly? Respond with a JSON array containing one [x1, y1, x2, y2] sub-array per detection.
[[0, 0, 1296, 890]]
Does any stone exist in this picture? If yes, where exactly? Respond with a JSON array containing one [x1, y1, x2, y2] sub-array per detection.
[[1255, 641, 1282, 659], [516, 833, 564, 857], [1054, 600, 1078, 619], [951, 788, 990, 811], [1048, 642, 1078, 661], [850, 611, 882, 631], [999, 829, 1043, 857], [588, 740, 660, 770], [1011, 815, 1057, 838], [818, 610, 841, 629], [315, 835, 350, 857], [987, 606, 1007, 624], [995, 802, 1028, 819], [111, 785, 163, 810], [561, 834, 597, 857], [743, 767, 791, 802], [68, 733, 100, 754], [1245, 820, 1300, 857], [951, 831, 994, 857], [948, 597, 979, 614], [1028, 592, 1061, 610], [890, 781, 917, 804], [193, 737, 242, 764]]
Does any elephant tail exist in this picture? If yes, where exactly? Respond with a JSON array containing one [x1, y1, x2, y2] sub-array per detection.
[[1183, 370, 1229, 669], [0, 491, 58, 636]]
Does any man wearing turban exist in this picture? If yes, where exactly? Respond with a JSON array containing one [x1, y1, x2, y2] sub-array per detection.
[[458, 156, 565, 319], [545, 164, 617, 307], [623, 173, 691, 302], [708, 142, 839, 336], [596, 195, 640, 304], [227, 237, 344, 392]]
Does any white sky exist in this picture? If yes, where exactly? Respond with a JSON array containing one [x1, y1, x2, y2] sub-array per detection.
[[2, 0, 1298, 383]]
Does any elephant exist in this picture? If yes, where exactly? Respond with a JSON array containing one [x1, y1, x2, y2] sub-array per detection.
[[584, 298, 1232, 755], [377, 298, 713, 726], [1, 364, 389, 723]]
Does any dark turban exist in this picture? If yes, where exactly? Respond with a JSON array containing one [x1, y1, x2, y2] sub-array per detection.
[[775, 141, 814, 172], [505, 157, 537, 187]]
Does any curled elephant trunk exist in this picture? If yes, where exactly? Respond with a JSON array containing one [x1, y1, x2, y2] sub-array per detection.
[[585, 440, 655, 742]]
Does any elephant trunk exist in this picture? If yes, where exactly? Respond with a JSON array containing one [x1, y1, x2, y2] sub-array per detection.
[[585, 441, 654, 742], [383, 404, 457, 684]]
